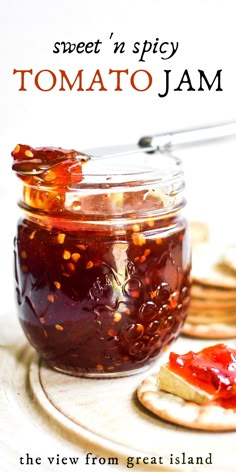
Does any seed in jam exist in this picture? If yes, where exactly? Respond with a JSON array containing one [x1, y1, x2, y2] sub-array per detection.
[[13, 144, 21, 154], [21, 250, 27, 259], [86, 261, 94, 269], [77, 244, 86, 251], [54, 281, 61, 289], [55, 324, 64, 331], [62, 250, 71, 260], [132, 232, 146, 246], [132, 224, 140, 232], [113, 312, 122, 323], [29, 230, 36, 240], [57, 233, 66, 244], [71, 253, 81, 262]]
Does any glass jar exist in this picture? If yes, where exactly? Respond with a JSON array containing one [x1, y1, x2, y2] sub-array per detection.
[[12, 144, 191, 377]]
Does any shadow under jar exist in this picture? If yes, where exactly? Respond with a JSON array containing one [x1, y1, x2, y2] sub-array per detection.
[[12, 145, 191, 377]]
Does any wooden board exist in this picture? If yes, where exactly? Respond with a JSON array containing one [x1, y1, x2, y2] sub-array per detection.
[[1, 317, 236, 471], [29, 338, 236, 471]]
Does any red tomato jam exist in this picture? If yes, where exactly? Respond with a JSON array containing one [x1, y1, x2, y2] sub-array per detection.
[[169, 344, 236, 408], [12, 144, 191, 377]]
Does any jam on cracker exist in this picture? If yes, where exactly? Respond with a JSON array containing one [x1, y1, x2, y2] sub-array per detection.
[[159, 343, 236, 408], [12, 144, 191, 377]]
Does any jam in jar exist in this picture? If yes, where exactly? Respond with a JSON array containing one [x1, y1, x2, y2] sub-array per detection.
[[12, 144, 191, 377]]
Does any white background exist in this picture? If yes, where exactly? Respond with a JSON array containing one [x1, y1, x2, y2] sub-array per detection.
[[1, 1, 236, 469]]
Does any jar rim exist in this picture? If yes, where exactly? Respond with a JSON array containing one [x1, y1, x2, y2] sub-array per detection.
[[17, 150, 183, 192], [16, 149, 186, 220], [69, 150, 183, 190]]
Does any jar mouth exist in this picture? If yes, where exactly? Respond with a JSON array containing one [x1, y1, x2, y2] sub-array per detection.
[[67, 151, 183, 191], [13, 147, 183, 190], [15, 148, 185, 220]]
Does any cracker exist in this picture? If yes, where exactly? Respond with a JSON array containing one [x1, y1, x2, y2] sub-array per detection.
[[191, 284, 236, 301], [137, 373, 236, 431], [182, 321, 236, 339], [189, 308, 236, 320], [188, 243, 236, 338], [193, 267, 236, 289], [187, 313, 235, 323], [186, 315, 236, 326], [190, 299, 236, 310], [221, 245, 236, 274], [192, 243, 236, 289]]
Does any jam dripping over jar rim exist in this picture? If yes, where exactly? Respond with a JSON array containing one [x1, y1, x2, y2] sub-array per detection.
[[11, 143, 186, 221], [11, 143, 184, 189]]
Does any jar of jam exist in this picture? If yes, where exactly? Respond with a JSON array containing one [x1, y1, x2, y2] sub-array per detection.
[[12, 144, 191, 377]]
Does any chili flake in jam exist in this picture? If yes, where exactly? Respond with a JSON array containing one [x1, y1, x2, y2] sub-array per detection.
[[169, 344, 236, 408], [12, 144, 191, 377]]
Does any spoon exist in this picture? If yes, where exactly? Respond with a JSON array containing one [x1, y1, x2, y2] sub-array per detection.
[[13, 121, 236, 176]]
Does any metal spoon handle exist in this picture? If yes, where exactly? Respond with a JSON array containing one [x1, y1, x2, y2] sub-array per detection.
[[138, 121, 236, 151], [15, 121, 236, 178]]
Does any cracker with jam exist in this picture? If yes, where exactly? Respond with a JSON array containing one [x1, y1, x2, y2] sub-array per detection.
[[137, 344, 236, 431]]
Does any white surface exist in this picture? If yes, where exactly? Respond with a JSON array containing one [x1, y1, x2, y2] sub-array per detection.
[[1, 1, 236, 471]]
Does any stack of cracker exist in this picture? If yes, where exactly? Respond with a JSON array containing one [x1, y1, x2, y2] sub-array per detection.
[[183, 223, 236, 339]]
